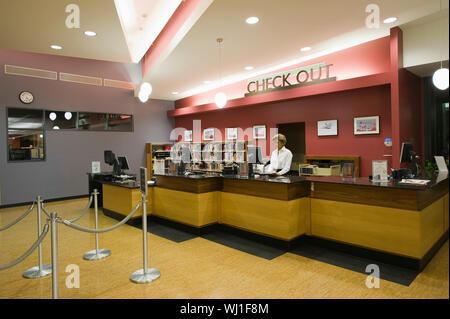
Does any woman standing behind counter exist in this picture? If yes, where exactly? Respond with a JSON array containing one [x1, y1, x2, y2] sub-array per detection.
[[265, 134, 293, 176]]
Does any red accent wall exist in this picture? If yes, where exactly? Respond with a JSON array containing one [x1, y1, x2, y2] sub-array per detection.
[[175, 36, 391, 109], [175, 85, 392, 177]]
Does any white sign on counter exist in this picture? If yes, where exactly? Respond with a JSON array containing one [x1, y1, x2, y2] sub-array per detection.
[[372, 160, 388, 181], [91, 161, 101, 173]]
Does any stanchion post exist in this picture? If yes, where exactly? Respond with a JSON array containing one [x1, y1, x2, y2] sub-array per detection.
[[23, 196, 52, 279], [130, 168, 160, 284], [50, 212, 58, 299], [83, 189, 111, 260]]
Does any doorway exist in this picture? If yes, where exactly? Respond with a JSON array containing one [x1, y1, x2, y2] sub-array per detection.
[[277, 122, 306, 172]]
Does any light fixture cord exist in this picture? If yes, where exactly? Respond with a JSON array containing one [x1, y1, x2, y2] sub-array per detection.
[[218, 38, 223, 86], [439, 0, 443, 69]]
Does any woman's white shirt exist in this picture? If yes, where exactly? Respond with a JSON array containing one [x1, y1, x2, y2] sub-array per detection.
[[267, 146, 293, 175]]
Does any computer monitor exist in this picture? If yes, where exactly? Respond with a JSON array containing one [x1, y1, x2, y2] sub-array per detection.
[[104, 150, 122, 175], [104, 150, 116, 165], [247, 146, 263, 164], [400, 142, 414, 163], [117, 156, 130, 171]]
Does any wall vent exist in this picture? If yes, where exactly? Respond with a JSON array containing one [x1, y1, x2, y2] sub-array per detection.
[[4, 64, 57, 80], [103, 79, 135, 90], [59, 72, 102, 86]]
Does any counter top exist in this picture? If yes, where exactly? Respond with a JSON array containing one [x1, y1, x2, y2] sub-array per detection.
[[154, 172, 448, 189], [306, 172, 449, 190], [100, 180, 140, 189]]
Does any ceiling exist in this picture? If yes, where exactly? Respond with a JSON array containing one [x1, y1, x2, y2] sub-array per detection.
[[144, 0, 448, 100], [0, 0, 180, 63], [0, 0, 449, 101]]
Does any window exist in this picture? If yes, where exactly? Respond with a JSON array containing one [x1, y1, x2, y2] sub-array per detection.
[[7, 107, 134, 162], [107, 114, 133, 131], [78, 112, 107, 131], [7, 108, 44, 161]]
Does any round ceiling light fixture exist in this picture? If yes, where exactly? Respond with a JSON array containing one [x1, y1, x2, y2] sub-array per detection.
[[138, 82, 152, 103], [64, 112, 72, 120], [245, 16, 259, 24], [383, 17, 398, 24], [244, 66, 254, 70], [215, 92, 227, 109], [300, 46, 311, 52], [50, 45, 62, 50], [432, 68, 449, 90], [84, 30, 97, 37]]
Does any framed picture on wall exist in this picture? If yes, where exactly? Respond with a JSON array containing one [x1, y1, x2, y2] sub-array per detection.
[[184, 130, 192, 142], [317, 120, 338, 136], [203, 128, 215, 141], [354, 116, 379, 135], [253, 125, 266, 139], [226, 128, 238, 140]]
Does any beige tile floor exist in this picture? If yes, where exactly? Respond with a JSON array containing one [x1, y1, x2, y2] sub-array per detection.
[[0, 198, 448, 299]]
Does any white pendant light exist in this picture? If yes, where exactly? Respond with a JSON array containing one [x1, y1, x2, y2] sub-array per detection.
[[215, 38, 227, 108], [138, 89, 150, 103], [138, 82, 152, 103], [433, 68, 449, 90], [215, 92, 227, 108], [433, 0, 449, 90]]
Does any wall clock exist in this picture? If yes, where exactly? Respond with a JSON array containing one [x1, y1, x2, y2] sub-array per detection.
[[19, 91, 34, 104]]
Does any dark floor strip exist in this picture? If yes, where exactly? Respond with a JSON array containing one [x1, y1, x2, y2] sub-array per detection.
[[201, 230, 287, 260], [290, 241, 419, 286], [132, 221, 198, 243]]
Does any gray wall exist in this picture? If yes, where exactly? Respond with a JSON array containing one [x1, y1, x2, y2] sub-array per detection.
[[0, 49, 174, 205]]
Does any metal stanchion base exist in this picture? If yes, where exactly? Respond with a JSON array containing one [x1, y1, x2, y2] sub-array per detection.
[[23, 264, 52, 279], [130, 268, 161, 284], [83, 249, 111, 261]]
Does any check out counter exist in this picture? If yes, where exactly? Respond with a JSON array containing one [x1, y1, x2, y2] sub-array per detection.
[[151, 172, 449, 269]]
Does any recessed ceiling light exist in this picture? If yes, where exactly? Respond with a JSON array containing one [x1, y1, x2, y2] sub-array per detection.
[[300, 46, 311, 52], [84, 30, 97, 37], [172, 91, 179, 95], [244, 66, 254, 70], [203, 81, 211, 84], [50, 45, 62, 50], [383, 17, 397, 24], [245, 16, 259, 24]]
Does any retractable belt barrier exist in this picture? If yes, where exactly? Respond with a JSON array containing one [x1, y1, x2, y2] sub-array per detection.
[[0, 173, 160, 299]]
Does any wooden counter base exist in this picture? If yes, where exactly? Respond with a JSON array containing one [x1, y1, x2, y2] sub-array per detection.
[[311, 196, 447, 259], [102, 184, 151, 220], [152, 187, 219, 227], [220, 192, 310, 241]]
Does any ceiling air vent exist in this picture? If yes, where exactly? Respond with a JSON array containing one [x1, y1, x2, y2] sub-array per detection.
[[59, 72, 102, 86], [103, 79, 135, 90], [4, 64, 57, 80]]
